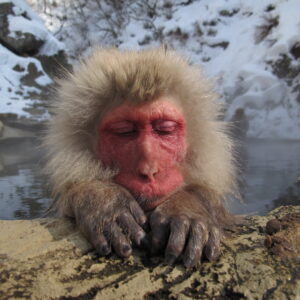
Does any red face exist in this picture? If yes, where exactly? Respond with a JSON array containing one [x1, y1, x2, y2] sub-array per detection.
[[97, 97, 187, 211]]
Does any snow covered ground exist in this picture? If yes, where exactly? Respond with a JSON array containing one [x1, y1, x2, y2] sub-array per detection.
[[0, 0, 63, 120], [0, 43, 51, 119], [4, 0, 300, 139]]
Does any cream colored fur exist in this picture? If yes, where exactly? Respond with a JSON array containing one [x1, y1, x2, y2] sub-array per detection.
[[44, 47, 237, 213]]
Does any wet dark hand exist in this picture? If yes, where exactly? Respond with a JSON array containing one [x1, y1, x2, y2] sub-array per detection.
[[71, 183, 148, 258], [150, 187, 223, 268]]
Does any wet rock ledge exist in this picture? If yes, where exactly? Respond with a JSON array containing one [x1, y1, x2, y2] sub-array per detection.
[[0, 206, 299, 300]]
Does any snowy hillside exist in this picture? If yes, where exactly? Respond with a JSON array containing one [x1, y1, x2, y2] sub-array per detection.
[[7, 0, 300, 138], [0, 0, 67, 123]]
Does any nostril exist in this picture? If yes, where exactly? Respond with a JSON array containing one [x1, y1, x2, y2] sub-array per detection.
[[137, 163, 159, 181], [139, 173, 149, 181]]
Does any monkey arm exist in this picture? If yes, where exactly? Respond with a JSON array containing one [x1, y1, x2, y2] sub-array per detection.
[[63, 181, 148, 258], [149, 184, 232, 268]]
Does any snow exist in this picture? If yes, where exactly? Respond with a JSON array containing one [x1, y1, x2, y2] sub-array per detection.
[[1, 0, 42, 22], [3, 0, 300, 139], [39, 35, 64, 56], [6, 1, 65, 56], [161, 0, 300, 140], [8, 15, 48, 40], [0, 0, 65, 119], [269, 0, 300, 57], [0, 44, 51, 118]]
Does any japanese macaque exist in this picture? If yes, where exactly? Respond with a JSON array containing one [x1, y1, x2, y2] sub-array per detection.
[[45, 47, 237, 268]]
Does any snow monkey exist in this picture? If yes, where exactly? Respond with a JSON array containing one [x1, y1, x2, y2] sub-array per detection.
[[45, 47, 237, 268]]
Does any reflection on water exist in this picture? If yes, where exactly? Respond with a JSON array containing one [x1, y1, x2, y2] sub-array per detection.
[[0, 137, 299, 219], [0, 138, 50, 220], [230, 138, 300, 215]]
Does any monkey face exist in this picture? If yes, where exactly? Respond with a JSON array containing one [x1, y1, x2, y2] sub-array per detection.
[[96, 97, 187, 211]]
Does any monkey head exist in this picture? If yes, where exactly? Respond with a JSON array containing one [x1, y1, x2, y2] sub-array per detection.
[[45, 47, 237, 267]]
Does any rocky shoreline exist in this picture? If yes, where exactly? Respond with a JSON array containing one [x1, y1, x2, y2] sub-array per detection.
[[0, 205, 299, 299]]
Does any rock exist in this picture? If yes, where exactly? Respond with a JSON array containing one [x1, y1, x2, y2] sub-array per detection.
[[0, 0, 69, 71], [291, 42, 300, 59], [0, 113, 44, 134], [0, 206, 299, 299], [36, 51, 71, 79], [0, 120, 3, 137], [264, 212, 300, 260], [266, 218, 281, 234], [0, 0, 70, 130], [0, 2, 44, 56], [0, 122, 34, 141], [273, 178, 300, 207]]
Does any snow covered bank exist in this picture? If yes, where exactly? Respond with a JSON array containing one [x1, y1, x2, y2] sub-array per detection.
[[0, 43, 50, 119], [195, 0, 300, 139], [0, 0, 67, 122], [28, 0, 300, 139]]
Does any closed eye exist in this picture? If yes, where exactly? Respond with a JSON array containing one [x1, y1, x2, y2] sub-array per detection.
[[112, 127, 138, 136], [108, 121, 137, 136], [115, 130, 137, 136], [153, 120, 178, 135]]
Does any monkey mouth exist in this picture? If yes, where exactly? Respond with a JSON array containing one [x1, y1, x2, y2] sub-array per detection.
[[135, 195, 166, 211], [128, 181, 169, 210], [114, 173, 184, 210]]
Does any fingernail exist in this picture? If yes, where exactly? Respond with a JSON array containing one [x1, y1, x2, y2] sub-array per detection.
[[205, 247, 220, 261], [205, 247, 212, 260], [142, 221, 150, 233], [165, 254, 177, 265], [100, 244, 110, 256], [122, 245, 132, 256], [136, 230, 146, 245], [184, 258, 196, 269], [140, 216, 147, 225]]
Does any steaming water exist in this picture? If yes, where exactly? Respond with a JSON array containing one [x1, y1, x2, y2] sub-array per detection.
[[229, 138, 300, 215], [0, 137, 299, 220], [0, 138, 50, 220]]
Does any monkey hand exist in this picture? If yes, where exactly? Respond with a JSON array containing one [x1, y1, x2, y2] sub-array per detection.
[[69, 182, 148, 258], [149, 186, 225, 268]]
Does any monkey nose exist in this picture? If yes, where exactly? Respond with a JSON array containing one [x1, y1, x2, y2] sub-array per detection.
[[137, 163, 159, 182]]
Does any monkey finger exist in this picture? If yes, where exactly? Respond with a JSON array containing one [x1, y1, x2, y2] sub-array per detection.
[[129, 200, 147, 227], [164, 216, 190, 265], [90, 233, 111, 256], [183, 220, 208, 268], [105, 223, 132, 258], [117, 212, 149, 248], [204, 227, 222, 261], [150, 213, 169, 255]]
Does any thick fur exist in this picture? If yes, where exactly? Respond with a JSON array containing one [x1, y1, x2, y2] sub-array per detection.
[[45, 47, 237, 214]]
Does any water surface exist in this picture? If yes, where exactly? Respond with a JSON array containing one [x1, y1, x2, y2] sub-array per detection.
[[230, 138, 300, 215], [0, 138, 50, 219], [0, 137, 299, 219]]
